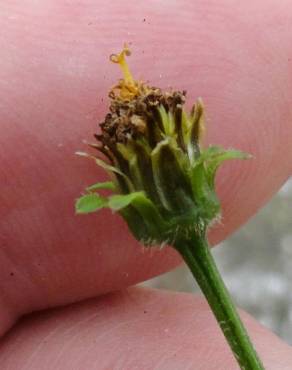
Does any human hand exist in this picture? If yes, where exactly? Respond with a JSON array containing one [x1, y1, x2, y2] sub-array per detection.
[[0, 1, 291, 369]]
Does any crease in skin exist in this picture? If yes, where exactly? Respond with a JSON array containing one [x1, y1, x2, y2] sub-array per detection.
[[21, 324, 62, 370], [0, 302, 16, 340], [0, 251, 34, 311], [1, 2, 292, 363], [61, 318, 145, 370], [49, 317, 142, 368], [151, 325, 194, 370], [0, 288, 292, 370]]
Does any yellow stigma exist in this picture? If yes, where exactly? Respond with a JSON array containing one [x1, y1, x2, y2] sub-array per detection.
[[110, 45, 134, 85], [109, 45, 141, 100]]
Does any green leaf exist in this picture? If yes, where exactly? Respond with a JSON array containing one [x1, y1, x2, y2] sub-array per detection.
[[151, 139, 193, 213], [187, 99, 204, 165], [108, 192, 145, 211], [86, 181, 116, 192], [189, 162, 220, 222], [204, 148, 251, 187], [158, 105, 175, 136], [199, 146, 250, 163], [75, 193, 107, 214], [76, 151, 134, 192], [111, 191, 168, 244]]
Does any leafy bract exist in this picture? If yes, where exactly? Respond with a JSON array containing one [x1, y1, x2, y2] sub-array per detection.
[[108, 192, 146, 211], [86, 181, 116, 192], [75, 193, 107, 214]]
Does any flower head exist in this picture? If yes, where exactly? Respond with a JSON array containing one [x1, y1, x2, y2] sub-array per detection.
[[76, 46, 249, 245]]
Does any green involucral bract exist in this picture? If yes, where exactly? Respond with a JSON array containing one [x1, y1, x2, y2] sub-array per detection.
[[75, 47, 265, 370], [75, 95, 249, 245]]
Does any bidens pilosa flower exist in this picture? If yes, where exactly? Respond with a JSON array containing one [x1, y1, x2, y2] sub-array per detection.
[[75, 46, 264, 370], [75, 45, 248, 246]]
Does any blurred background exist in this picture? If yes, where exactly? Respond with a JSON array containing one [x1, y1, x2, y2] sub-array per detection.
[[142, 177, 292, 344]]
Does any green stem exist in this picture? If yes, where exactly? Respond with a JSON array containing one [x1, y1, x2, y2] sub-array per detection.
[[174, 234, 265, 370]]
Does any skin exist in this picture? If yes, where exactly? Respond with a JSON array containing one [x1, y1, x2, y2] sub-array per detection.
[[0, 0, 291, 368]]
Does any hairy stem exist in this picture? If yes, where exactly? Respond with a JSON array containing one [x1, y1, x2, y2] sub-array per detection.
[[174, 235, 265, 370]]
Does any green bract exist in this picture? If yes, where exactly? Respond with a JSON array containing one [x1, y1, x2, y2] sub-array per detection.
[[75, 47, 264, 370], [75, 94, 248, 245]]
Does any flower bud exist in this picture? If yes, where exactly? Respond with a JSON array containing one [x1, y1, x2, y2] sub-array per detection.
[[76, 46, 249, 245]]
